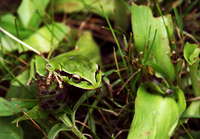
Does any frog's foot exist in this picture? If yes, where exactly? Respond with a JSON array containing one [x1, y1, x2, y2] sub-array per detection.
[[46, 72, 63, 88], [54, 73, 63, 88], [27, 80, 32, 86], [46, 72, 54, 85]]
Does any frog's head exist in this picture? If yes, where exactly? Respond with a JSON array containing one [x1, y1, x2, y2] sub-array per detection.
[[60, 55, 102, 90], [46, 55, 101, 90]]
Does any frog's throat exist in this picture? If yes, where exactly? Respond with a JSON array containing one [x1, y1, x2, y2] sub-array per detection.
[[46, 72, 63, 88]]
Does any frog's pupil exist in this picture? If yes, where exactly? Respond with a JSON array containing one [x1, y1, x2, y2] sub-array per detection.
[[74, 77, 78, 80], [73, 77, 80, 82]]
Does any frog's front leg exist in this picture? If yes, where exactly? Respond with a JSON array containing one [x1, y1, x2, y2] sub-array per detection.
[[46, 72, 64, 88], [27, 58, 36, 86], [27, 55, 48, 86]]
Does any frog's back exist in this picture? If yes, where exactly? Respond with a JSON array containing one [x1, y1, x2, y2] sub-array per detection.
[[61, 55, 96, 73], [50, 54, 95, 74]]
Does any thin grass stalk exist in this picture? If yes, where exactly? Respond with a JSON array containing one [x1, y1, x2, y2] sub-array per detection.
[[0, 61, 32, 96], [60, 114, 87, 139], [97, 1, 127, 67], [156, 4, 175, 51]]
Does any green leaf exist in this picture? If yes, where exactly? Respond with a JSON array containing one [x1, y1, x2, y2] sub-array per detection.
[[48, 123, 70, 139], [127, 84, 186, 138], [183, 42, 200, 97], [0, 97, 23, 116], [6, 70, 37, 99], [19, 101, 39, 109], [183, 42, 200, 66], [66, 31, 101, 64], [131, 3, 175, 81], [0, 117, 23, 139], [17, 0, 50, 28], [12, 105, 48, 123], [11, 70, 30, 86], [72, 91, 96, 112], [54, 0, 115, 20], [181, 101, 200, 123], [0, 33, 19, 52], [18, 22, 69, 53], [0, 14, 34, 39]]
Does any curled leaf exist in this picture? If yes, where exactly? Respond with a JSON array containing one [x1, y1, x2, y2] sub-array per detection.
[[184, 42, 200, 66]]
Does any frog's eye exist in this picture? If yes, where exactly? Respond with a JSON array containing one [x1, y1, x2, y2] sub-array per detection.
[[96, 64, 100, 71], [72, 74, 81, 83]]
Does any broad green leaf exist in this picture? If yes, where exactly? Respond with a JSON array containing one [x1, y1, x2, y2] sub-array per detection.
[[66, 31, 101, 64], [0, 33, 19, 52], [114, 0, 129, 31], [183, 42, 200, 66], [128, 84, 186, 139], [17, 0, 50, 28], [11, 70, 30, 86], [0, 117, 23, 139], [48, 123, 70, 139], [131, 3, 175, 81], [181, 101, 200, 123], [0, 14, 34, 39], [18, 23, 69, 53], [0, 97, 23, 116], [54, 0, 115, 20], [19, 101, 38, 109], [6, 70, 37, 99], [72, 91, 96, 112], [12, 105, 48, 123]]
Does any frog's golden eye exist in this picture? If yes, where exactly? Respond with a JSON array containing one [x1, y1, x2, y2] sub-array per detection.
[[72, 74, 81, 83]]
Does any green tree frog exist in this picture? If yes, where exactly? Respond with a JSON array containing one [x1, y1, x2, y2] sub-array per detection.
[[28, 53, 102, 90]]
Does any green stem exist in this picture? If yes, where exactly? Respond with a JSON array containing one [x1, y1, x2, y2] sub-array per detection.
[[60, 114, 87, 139], [174, 63, 182, 90], [189, 60, 200, 97]]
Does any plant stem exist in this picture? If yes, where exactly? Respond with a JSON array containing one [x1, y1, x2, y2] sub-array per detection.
[[189, 60, 200, 97], [60, 114, 87, 139], [174, 63, 182, 90], [0, 27, 48, 62]]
